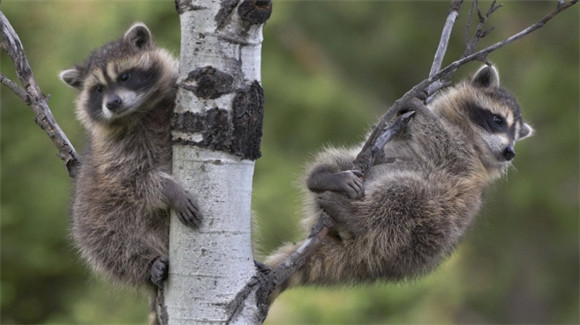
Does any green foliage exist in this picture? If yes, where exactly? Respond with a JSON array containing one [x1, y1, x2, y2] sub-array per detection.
[[1, 1, 578, 324]]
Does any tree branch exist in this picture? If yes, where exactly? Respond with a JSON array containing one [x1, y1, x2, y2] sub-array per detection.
[[427, 0, 464, 96], [260, 0, 578, 311], [0, 11, 80, 178], [430, 0, 464, 76], [463, 0, 502, 58]]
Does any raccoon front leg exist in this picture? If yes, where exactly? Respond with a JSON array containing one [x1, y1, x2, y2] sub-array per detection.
[[161, 176, 203, 229]]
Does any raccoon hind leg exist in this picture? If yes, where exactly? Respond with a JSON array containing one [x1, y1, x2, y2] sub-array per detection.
[[317, 191, 361, 234]]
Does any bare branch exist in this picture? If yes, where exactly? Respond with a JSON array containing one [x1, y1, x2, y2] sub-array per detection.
[[427, 0, 464, 100], [430, 0, 464, 78], [0, 11, 80, 177]]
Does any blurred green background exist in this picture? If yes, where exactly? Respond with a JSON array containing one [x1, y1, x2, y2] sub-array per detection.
[[1, 1, 578, 324]]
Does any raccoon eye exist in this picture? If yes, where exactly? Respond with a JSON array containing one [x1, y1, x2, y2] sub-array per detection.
[[94, 85, 104, 93], [492, 115, 504, 126], [119, 73, 131, 82]]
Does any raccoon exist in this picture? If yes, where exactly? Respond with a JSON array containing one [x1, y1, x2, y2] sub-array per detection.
[[59, 23, 202, 298], [266, 65, 533, 296]]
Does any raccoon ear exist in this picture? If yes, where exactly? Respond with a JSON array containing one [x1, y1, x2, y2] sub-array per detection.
[[124, 23, 152, 50], [59, 69, 83, 89], [518, 123, 534, 140], [472, 64, 500, 88]]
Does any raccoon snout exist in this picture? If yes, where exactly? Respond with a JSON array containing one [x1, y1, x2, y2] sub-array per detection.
[[106, 95, 123, 111], [502, 146, 515, 161]]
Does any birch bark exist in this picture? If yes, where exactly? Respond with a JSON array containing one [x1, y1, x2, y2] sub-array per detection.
[[163, 1, 271, 324]]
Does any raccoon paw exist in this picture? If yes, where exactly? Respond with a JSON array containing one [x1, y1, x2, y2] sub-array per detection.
[[150, 256, 169, 288], [163, 178, 203, 229], [173, 195, 203, 229], [336, 170, 364, 199]]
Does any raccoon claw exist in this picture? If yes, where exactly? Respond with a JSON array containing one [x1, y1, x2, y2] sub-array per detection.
[[150, 256, 169, 287]]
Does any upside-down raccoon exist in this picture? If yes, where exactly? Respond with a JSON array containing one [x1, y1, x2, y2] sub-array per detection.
[[266, 65, 533, 297]]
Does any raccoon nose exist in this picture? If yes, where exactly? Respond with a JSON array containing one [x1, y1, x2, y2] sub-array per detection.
[[502, 146, 515, 161], [106, 95, 123, 111]]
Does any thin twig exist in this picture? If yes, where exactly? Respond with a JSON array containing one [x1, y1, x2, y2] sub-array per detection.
[[463, 0, 503, 58], [464, 0, 475, 45], [0, 72, 30, 103], [0, 11, 80, 177]]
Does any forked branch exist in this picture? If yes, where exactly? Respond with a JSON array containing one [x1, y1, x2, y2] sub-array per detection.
[[0, 11, 80, 177]]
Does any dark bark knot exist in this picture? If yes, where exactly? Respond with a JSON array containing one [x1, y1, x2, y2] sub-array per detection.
[[231, 80, 264, 160], [215, 0, 240, 29], [181, 66, 234, 100], [172, 81, 264, 161], [238, 0, 272, 25]]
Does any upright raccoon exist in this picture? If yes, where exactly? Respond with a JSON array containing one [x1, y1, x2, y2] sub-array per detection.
[[60, 23, 202, 296], [266, 65, 533, 295]]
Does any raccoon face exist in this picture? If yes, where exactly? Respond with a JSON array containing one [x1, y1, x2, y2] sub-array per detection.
[[468, 65, 533, 168], [469, 102, 522, 163], [80, 62, 162, 122], [59, 23, 177, 128]]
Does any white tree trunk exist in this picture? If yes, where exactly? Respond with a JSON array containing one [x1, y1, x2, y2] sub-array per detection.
[[163, 0, 271, 324]]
